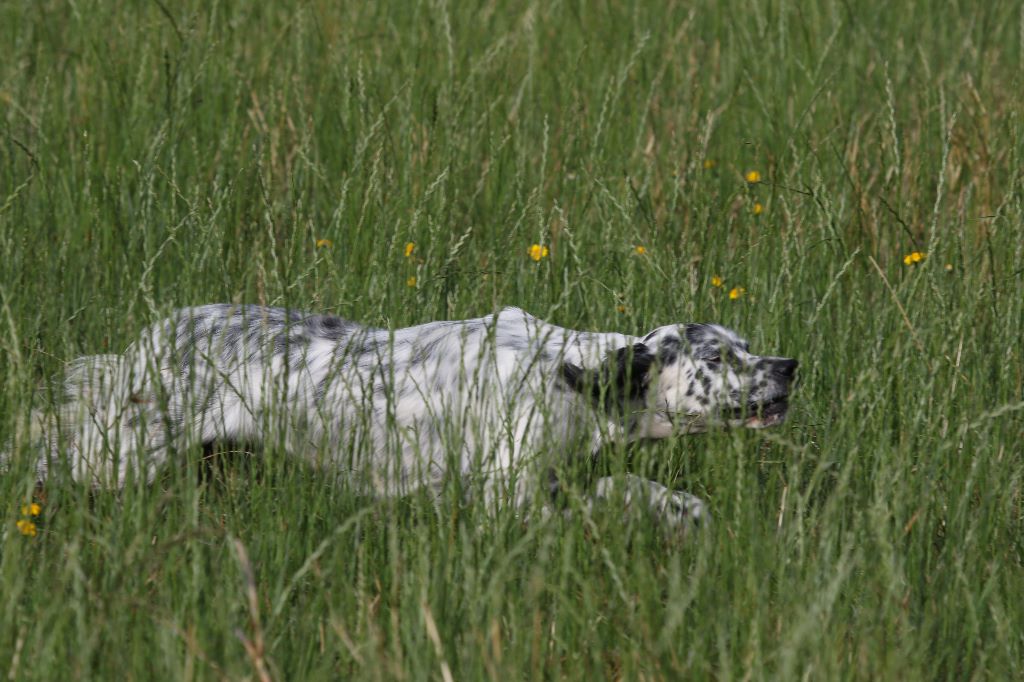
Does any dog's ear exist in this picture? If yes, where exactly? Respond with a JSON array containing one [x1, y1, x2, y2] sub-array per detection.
[[561, 343, 655, 412]]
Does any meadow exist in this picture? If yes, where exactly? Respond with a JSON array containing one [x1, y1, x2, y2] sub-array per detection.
[[1, 0, 1023, 678]]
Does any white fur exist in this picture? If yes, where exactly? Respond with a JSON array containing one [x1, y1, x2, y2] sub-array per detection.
[[21, 305, 798, 530]]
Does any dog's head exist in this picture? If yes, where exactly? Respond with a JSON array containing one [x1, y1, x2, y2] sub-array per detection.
[[561, 323, 797, 438]]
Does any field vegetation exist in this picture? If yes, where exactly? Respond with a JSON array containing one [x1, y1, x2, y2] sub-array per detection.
[[1, 0, 1022, 678]]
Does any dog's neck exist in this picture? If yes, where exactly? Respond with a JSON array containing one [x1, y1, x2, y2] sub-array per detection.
[[581, 399, 672, 452]]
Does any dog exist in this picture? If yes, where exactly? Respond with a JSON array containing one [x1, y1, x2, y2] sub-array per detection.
[[20, 305, 797, 531]]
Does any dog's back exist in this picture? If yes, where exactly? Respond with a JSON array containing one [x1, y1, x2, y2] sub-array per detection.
[[19, 305, 628, 493]]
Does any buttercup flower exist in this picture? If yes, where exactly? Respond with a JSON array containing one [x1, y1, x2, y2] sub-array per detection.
[[634, 245, 647, 255], [21, 503, 41, 517], [15, 519, 37, 537], [711, 275, 724, 288], [406, 276, 417, 288], [528, 244, 549, 262], [315, 239, 333, 249], [728, 286, 746, 300], [745, 170, 762, 183], [903, 251, 926, 266], [752, 202, 764, 215], [404, 242, 415, 258]]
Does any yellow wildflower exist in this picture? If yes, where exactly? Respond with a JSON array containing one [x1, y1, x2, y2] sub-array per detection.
[[527, 244, 549, 262], [745, 170, 762, 183], [752, 202, 764, 215], [711, 275, 724, 288], [15, 519, 37, 537], [20, 503, 41, 517], [404, 242, 415, 258], [616, 305, 627, 314], [728, 286, 746, 300], [406, 276, 417, 288], [634, 245, 647, 255], [315, 238, 333, 249], [902, 251, 926, 266], [703, 159, 716, 169]]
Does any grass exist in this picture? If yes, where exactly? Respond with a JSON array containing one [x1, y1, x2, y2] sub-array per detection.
[[1, 0, 1023, 678]]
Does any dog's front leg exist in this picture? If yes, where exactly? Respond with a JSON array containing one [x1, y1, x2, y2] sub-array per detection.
[[588, 473, 708, 533]]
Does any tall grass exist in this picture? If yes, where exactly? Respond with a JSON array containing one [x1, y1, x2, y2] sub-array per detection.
[[1, 0, 1022, 678]]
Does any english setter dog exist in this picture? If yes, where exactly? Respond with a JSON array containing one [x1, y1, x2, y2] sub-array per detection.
[[21, 305, 797, 532]]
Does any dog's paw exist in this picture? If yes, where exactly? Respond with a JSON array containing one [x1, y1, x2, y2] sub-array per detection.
[[653, 489, 709, 533], [594, 475, 710, 535]]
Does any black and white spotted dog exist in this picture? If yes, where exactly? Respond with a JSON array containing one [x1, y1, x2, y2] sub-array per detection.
[[23, 305, 796, 530]]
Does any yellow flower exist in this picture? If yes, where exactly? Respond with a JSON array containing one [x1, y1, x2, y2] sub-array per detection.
[[15, 519, 37, 537], [745, 170, 762, 183], [20, 503, 41, 517], [616, 305, 627, 314], [752, 202, 764, 215], [728, 286, 746, 300], [527, 244, 549, 262], [634, 245, 646, 255], [703, 159, 716, 170], [406, 276, 417, 288], [903, 251, 926, 266], [404, 242, 415, 258], [944, 263, 954, 272], [711, 275, 724, 288], [315, 238, 333, 249]]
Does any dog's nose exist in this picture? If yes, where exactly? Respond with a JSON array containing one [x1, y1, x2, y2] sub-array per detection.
[[776, 358, 798, 378]]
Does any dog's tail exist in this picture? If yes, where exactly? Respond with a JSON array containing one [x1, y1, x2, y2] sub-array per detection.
[[2, 354, 152, 487]]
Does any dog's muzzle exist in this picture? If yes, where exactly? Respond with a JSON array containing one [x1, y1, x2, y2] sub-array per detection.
[[732, 358, 798, 428], [740, 395, 790, 428]]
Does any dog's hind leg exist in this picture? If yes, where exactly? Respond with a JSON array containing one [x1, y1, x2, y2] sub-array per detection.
[[25, 353, 185, 488]]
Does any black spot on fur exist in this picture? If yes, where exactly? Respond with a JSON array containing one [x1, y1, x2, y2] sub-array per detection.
[[560, 343, 654, 414], [656, 336, 680, 365], [699, 372, 712, 392], [318, 315, 342, 329], [305, 314, 352, 341], [684, 324, 712, 346], [272, 330, 310, 359]]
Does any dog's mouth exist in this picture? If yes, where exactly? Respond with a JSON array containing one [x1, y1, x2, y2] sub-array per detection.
[[725, 395, 790, 429]]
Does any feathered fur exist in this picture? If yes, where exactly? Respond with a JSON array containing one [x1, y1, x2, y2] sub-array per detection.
[[16, 305, 798, 527]]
